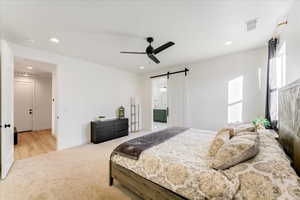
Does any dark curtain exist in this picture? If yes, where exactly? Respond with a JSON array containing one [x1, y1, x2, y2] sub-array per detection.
[[265, 38, 278, 129]]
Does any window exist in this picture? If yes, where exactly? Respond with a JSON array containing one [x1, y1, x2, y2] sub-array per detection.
[[270, 42, 286, 121], [228, 76, 243, 123]]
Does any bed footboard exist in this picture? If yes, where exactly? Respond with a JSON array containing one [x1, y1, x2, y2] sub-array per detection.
[[109, 161, 187, 200]]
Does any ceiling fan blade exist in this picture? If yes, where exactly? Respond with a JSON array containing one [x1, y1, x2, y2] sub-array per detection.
[[120, 51, 146, 54], [153, 42, 175, 54], [148, 54, 160, 64]]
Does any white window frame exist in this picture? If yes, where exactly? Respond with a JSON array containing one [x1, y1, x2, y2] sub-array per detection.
[[227, 76, 243, 123]]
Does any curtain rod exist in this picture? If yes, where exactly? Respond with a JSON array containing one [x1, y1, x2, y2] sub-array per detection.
[[150, 68, 189, 79]]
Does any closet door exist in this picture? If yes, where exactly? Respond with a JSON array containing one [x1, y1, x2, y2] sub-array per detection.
[[167, 73, 186, 127]]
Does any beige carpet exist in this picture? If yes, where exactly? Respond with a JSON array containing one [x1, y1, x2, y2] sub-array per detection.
[[0, 132, 151, 200]]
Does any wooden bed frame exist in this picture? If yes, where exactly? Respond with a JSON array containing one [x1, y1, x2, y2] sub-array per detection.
[[109, 160, 188, 200]]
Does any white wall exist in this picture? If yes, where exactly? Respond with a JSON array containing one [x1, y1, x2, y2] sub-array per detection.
[[14, 76, 52, 131], [280, 1, 300, 84], [142, 47, 267, 131], [186, 48, 267, 130], [12, 44, 141, 150], [55, 60, 140, 149]]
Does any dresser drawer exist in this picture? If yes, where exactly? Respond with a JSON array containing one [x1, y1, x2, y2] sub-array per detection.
[[116, 123, 128, 131], [118, 130, 129, 137], [92, 120, 115, 128]]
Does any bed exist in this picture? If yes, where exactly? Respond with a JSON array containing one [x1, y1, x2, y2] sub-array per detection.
[[109, 81, 300, 200]]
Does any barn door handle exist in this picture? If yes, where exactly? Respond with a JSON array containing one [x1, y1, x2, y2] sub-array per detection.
[[4, 124, 11, 128]]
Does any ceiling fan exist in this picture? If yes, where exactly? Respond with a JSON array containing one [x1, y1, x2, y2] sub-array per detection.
[[120, 37, 175, 64]]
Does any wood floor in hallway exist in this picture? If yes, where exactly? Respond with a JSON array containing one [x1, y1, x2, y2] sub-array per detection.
[[14, 129, 56, 160]]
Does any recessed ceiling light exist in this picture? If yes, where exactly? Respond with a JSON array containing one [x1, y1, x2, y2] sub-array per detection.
[[27, 66, 33, 70], [224, 41, 233, 46], [139, 66, 145, 70], [50, 37, 60, 43]]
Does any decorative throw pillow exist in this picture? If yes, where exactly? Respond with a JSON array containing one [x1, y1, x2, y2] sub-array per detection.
[[211, 134, 259, 170], [257, 129, 278, 138], [227, 122, 256, 136], [235, 131, 258, 137], [208, 129, 231, 157], [219, 128, 235, 137]]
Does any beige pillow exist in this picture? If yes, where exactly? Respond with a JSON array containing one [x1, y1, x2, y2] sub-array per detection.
[[208, 129, 231, 157], [219, 128, 235, 137], [211, 134, 259, 170], [235, 131, 258, 137], [227, 122, 256, 136]]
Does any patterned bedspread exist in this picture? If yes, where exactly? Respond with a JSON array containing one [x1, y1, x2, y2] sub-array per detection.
[[111, 129, 300, 200], [112, 127, 188, 160]]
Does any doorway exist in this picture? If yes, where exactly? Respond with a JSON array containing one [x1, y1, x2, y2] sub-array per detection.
[[151, 71, 187, 130], [1, 41, 58, 178], [151, 77, 168, 130], [13, 57, 57, 160]]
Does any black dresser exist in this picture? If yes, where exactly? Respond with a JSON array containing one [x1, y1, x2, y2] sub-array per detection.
[[91, 118, 128, 144]]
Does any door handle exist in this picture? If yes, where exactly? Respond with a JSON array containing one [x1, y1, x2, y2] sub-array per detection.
[[4, 124, 11, 128]]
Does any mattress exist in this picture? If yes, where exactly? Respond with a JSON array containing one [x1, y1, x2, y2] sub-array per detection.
[[111, 128, 300, 200]]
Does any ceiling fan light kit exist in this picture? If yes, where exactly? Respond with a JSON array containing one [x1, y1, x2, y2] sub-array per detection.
[[120, 37, 175, 64]]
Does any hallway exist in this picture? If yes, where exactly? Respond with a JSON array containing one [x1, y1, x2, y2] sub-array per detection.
[[14, 130, 56, 160]]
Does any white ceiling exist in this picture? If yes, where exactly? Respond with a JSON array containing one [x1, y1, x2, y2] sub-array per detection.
[[14, 57, 56, 77], [1, 0, 293, 73]]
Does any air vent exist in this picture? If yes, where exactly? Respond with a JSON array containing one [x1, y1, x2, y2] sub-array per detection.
[[246, 18, 258, 32]]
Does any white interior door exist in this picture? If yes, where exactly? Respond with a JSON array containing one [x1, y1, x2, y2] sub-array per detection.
[[0, 40, 14, 179], [167, 73, 186, 127], [14, 80, 34, 132]]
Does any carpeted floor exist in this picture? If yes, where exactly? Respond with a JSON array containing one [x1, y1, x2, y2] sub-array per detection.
[[0, 132, 151, 200]]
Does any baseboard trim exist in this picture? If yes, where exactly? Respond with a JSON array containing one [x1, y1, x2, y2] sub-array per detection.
[[17, 130, 33, 134], [17, 129, 52, 134]]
